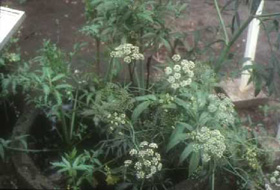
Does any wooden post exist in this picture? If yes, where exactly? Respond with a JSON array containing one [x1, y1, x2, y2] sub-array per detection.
[[0, 7, 25, 51]]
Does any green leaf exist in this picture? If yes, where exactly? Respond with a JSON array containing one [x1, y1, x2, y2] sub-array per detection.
[[160, 37, 172, 52], [73, 155, 81, 168], [166, 124, 188, 152], [131, 101, 151, 122], [177, 122, 193, 131], [52, 74, 65, 82], [179, 143, 194, 164], [51, 162, 66, 168], [142, 32, 156, 39], [135, 95, 157, 101], [174, 97, 189, 110], [179, 3, 187, 13], [58, 168, 69, 173], [62, 157, 71, 168], [19, 139, 28, 149], [188, 152, 200, 176], [42, 84, 51, 95], [138, 12, 153, 23], [55, 84, 72, 90], [198, 112, 210, 125]]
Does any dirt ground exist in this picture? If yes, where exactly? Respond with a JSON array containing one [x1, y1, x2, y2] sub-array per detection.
[[1, 0, 280, 189]]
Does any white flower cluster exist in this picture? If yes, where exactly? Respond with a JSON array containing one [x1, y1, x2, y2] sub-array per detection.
[[124, 141, 162, 179], [269, 166, 280, 186], [107, 112, 126, 131], [164, 54, 195, 90], [208, 94, 235, 127], [110, 43, 144, 63], [245, 149, 258, 170], [190, 127, 226, 162], [265, 184, 272, 190], [158, 93, 174, 104]]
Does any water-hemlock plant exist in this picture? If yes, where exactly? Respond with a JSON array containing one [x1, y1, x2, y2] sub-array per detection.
[[1, 39, 271, 189]]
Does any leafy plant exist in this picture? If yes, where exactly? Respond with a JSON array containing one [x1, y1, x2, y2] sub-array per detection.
[[51, 148, 102, 190]]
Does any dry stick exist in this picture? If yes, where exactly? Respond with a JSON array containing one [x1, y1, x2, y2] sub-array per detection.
[[146, 55, 153, 89]]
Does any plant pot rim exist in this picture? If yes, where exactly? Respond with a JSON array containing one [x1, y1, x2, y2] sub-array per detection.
[[11, 105, 56, 189]]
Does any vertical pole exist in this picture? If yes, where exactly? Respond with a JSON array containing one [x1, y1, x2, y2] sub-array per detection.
[[239, 0, 265, 92]]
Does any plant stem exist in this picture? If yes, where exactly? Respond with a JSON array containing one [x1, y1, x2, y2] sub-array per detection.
[[59, 107, 70, 145], [211, 161, 216, 190], [128, 63, 134, 84], [146, 55, 152, 90], [95, 38, 101, 74], [214, 0, 229, 45], [105, 58, 113, 82], [70, 90, 78, 141], [4, 146, 59, 153], [140, 178, 145, 190]]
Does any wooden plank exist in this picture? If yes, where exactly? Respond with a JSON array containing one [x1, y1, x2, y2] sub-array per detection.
[[0, 6, 25, 51]]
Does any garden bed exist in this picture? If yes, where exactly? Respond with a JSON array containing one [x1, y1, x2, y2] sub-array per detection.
[[1, 0, 280, 190]]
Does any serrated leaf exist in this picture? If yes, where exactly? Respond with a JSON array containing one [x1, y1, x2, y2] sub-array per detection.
[[73, 155, 81, 168], [199, 112, 210, 125], [160, 37, 172, 52], [176, 122, 193, 131], [131, 101, 151, 122], [55, 84, 72, 89], [42, 84, 50, 95], [62, 157, 71, 168], [174, 97, 189, 110], [51, 162, 66, 168], [135, 95, 157, 101], [166, 124, 188, 152], [188, 152, 200, 176], [179, 143, 194, 164], [52, 74, 65, 82], [58, 168, 69, 173]]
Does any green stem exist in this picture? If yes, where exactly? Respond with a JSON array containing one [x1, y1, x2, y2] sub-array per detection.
[[4, 146, 59, 153], [128, 63, 134, 84], [215, 15, 254, 72], [211, 161, 216, 190], [96, 38, 101, 74], [129, 123, 137, 149], [134, 63, 142, 95], [146, 55, 152, 90], [214, 0, 229, 45], [70, 90, 78, 141], [105, 58, 113, 82], [59, 107, 70, 145], [140, 178, 145, 190]]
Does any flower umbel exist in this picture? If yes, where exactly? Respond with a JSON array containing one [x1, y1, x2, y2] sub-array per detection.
[[110, 43, 144, 63], [124, 142, 162, 180], [190, 127, 226, 162], [165, 55, 195, 89]]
